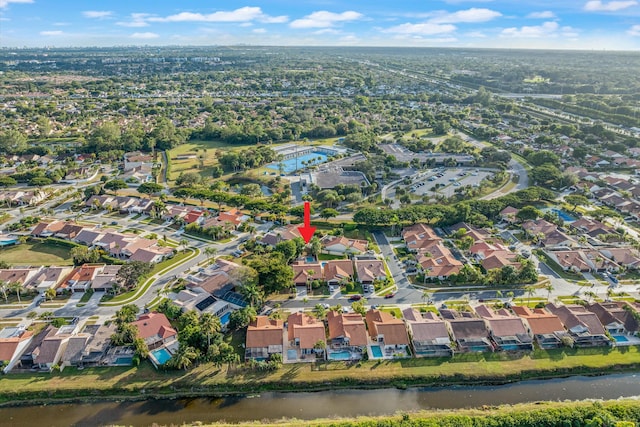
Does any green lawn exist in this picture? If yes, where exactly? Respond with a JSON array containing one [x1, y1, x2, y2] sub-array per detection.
[[0, 242, 73, 266]]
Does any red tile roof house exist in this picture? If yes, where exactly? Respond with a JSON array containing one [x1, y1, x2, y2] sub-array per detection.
[[545, 303, 611, 347], [402, 223, 442, 253], [365, 309, 410, 358], [131, 312, 178, 350], [321, 235, 368, 256], [416, 243, 463, 280], [403, 309, 453, 357], [326, 310, 368, 360], [474, 305, 533, 351], [58, 264, 103, 293], [286, 312, 326, 362], [511, 306, 566, 349], [245, 316, 284, 361], [259, 225, 301, 247], [354, 259, 387, 285], [587, 302, 639, 338], [323, 259, 355, 285], [291, 261, 324, 288], [0, 327, 33, 373], [439, 309, 493, 353], [499, 206, 520, 223]]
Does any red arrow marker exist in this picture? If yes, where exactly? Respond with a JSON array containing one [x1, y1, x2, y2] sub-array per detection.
[[297, 201, 316, 244]]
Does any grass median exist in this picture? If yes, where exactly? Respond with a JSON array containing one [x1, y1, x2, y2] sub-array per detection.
[[0, 345, 638, 405]]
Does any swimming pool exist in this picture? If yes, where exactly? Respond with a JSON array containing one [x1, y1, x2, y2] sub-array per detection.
[[501, 344, 521, 351], [468, 345, 489, 352], [266, 152, 328, 174], [220, 312, 231, 326], [328, 350, 352, 360], [549, 208, 576, 223], [612, 334, 629, 342], [151, 348, 172, 365], [370, 345, 383, 358], [306, 256, 316, 263], [114, 356, 132, 365]]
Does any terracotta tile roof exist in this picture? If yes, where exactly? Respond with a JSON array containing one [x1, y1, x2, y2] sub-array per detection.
[[287, 312, 326, 349], [354, 260, 386, 283], [322, 236, 368, 253], [291, 262, 323, 285], [246, 316, 283, 348], [323, 259, 354, 283], [327, 311, 368, 346], [0, 329, 32, 361], [511, 306, 566, 335], [131, 312, 177, 341], [365, 309, 409, 345]]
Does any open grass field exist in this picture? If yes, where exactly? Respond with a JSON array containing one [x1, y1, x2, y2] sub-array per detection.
[[0, 241, 73, 266], [0, 346, 638, 405]]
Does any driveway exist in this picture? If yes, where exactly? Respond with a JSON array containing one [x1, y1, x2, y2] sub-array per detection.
[[371, 231, 410, 289]]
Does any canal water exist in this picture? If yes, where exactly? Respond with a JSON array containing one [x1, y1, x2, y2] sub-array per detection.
[[1, 374, 639, 426]]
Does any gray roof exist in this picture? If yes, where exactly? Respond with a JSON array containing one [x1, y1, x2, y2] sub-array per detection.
[[62, 335, 90, 363], [448, 319, 489, 340]]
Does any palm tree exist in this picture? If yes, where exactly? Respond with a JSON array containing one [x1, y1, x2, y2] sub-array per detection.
[[525, 286, 536, 306], [204, 246, 218, 263], [171, 345, 198, 370], [200, 313, 221, 348], [584, 290, 596, 303], [9, 281, 21, 303], [495, 290, 503, 300], [312, 303, 327, 320], [545, 283, 555, 302], [313, 339, 326, 360], [240, 282, 264, 308], [0, 281, 8, 303], [45, 287, 57, 302], [306, 269, 316, 292], [179, 238, 189, 253]]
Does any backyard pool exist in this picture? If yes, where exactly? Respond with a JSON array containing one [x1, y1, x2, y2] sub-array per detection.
[[306, 256, 316, 263], [220, 312, 231, 326], [151, 348, 172, 365], [370, 345, 383, 358], [501, 344, 521, 351], [328, 350, 352, 361], [266, 152, 328, 174], [114, 356, 132, 365], [612, 334, 629, 342], [548, 208, 576, 223]]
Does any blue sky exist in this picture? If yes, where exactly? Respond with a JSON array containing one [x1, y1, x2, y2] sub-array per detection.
[[1, 0, 640, 49]]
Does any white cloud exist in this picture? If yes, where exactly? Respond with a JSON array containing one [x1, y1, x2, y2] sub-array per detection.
[[130, 32, 159, 39], [290, 10, 362, 29], [430, 8, 502, 23], [252, 28, 266, 34], [584, 1, 638, 11], [82, 11, 113, 19], [385, 22, 457, 35], [466, 30, 487, 38], [527, 11, 557, 18], [628, 24, 640, 35], [501, 21, 559, 38], [39, 30, 63, 36], [0, 0, 32, 8], [116, 13, 150, 28], [148, 6, 287, 24]]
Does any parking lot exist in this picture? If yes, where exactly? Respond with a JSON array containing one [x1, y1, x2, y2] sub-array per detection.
[[409, 167, 494, 198]]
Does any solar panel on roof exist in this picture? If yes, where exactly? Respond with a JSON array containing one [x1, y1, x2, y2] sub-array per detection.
[[195, 296, 216, 311]]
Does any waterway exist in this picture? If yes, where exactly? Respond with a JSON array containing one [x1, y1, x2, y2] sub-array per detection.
[[1, 373, 639, 426]]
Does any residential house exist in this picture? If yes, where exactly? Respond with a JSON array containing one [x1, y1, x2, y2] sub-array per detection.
[[60, 334, 91, 370], [31, 220, 65, 237], [546, 303, 611, 347], [321, 235, 368, 256], [326, 310, 368, 358], [286, 312, 326, 362], [402, 308, 453, 357], [259, 225, 300, 247], [587, 302, 639, 336], [131, 312, 178, 350], [415, 243, 463, 279], [440, 309, 492, 352], [59, 264, 103, 293], [0, 268, 38, 287], [475, 305, 533, 351], [599, 248, 640, 269], [500, 206, 520, 223], [512, 305, 566, 349], [54, 223, 84, 240], [323, 259, 355, 285], [129, 246, 173, 263], [80, 323, 117, 366], [73, 228, 104, 246], [91, 265, 122, 292], [291, 261, 324, 287], [26, 325, 75, 372], [25, 266, 72, 294], [17, 325, 59, 370], [546, 250, 594, 272], [402, 223, 442, 253], [354, 259, 386, 284], [0, 327, 33, 373], [245, 316, 284, 361], [365, 309, 410, 357]]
